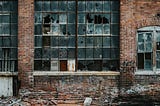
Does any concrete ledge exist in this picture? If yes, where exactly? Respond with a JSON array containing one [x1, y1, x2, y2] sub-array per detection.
[[33, 71, 120, 76], [0, 72, 18, 77], [135, 71, 160, 75]]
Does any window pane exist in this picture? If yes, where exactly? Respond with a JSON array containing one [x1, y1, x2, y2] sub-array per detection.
[[43, 36, 50, 46], [68, 48, 75, 58], [51, 48, 58, 59], [11, 13, 17, 23], [52, 24, 60, 35], [86, 2, 94, 12], [78, 48, 85, 58], [145, 53, 152, 70], [78, 24, 86, 35], [111, 13, 119, 23], [50, 1, 58, 11], [59, 14, 67, 24], [138, 43, 144, 52], [111, 24, 119, 35], [43, 47, 50, 58], [78, 2, 85, 11], [78, 60, 86, 71], [42, 60, 50, 71], [78, 14, 85, 23], [3, 24, 10, 34], [111, 49, 119, 59], [103, 48, 110, 58], [43, 1, 50, 11], [94, 37, 102, 47], [68, 13, 75, 24], [59, 48, 67, 58], [78, 37, 85, 47], [94, 48, 102, 58], [2, 15, 10, 23], [138, 33, 144, 42], [0, 37, 2, 47], [86, 37, 93, 47], [11, 24, 18, 35], [138, 53, 144, 69], [3, 37, 10, 47], [68, 1, 75, 11], [59, 37, 68, 47], [35, 13, 42, 23], [68, 36, 75, 47], [51, 37, 58, 47], [146, 43, 152, 52], [95, 24, 103, 34], [145, 33, 152, 42], [86, 48, 93, 58], [111, 36, 119, 48], [11, 36, 17, 47], [94, 2, 103, 12], [34, 48, 42, 59], [111, 1, 119, 11], [104, 1, 110, 12], [87, 24, 94, 34], [103, 37, 110, 47], [35, 36, 42, 47], [34, 60, 42, 70], [104, 24, 110, 34], [35, 24, 42, 35], [68, 24, 75, 35], [10, 48, 17, 59], [3, 1, 10, 11], [59, 1, 67, 12]]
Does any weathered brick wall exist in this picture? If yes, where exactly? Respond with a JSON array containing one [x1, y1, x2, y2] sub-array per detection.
[[18, 0, 34, 88], [34, 75, 119, 105], [120, 0, 160, 87]]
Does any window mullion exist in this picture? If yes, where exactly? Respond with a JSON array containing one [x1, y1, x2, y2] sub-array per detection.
[[153, 30, 157, 71], [75, 0, 78, 72]]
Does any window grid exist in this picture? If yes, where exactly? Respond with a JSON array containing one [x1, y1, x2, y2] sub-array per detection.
[[34, 0, 120, 71], [0, 0, 18, 72]]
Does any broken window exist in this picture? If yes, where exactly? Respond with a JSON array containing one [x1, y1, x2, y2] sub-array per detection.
[[34, 0, 120, 71], [137, 27, 160, 71], [0, 1, 17, 72]]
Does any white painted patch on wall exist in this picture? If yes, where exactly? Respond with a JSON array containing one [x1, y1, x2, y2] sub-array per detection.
[[0, 77, 13, 97], [68, 59, 75, 72]]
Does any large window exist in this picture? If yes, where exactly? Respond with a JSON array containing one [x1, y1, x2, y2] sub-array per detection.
[[137, 26, 160, 71], [0, 1, 18, 72], [34, 0, 120, 71]]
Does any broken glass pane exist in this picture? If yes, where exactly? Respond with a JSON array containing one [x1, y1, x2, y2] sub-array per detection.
[[78, 14, 85, 23], [35, 24, 42, 35], [59, 48, 67, 58], [95, 24, 102, 34], [104, 24, 110, 34], [35, 13, 42, 23], [68, 36, 75, 47], [50, 1, 58, 11], [68, 48, 75, 58], [35, 36, 42, 47], [3, 24, 10, 34], [43, 1, 50, 11], [68, 1, 75, 11], [78, 48, 85, 58], [59, 14, 67, 24], [138, 43, 144, 52], [51, 14, 59, 23], [103, 14, 110, 24], [43, 36, 50, 46], [52, 24, 60, 34], [94, 37, 102, 47], [111, 36, 119, 47], [111, 13, 119, 23], [103, 37, 110, 47], [43, 47, 50, 58], [94, 48, 102, 58], [35, 1, 42, 11], [86, 37, 93, 47], [3, 37, 10, 47], [86, 48, 93, 58], [59, 1, 67, 11], [138, 53, 144, 69], [78, 24, 86, 35], [145, 33, 152, 42], [51, 37, 58, 47], [104, 1, 110, 12], [2, 15, 9, 23], [78, 37, 85, 47], [78, 2, 85, 11], [34, 48, 42, 59], [42, 60, 50, 71], [86, 13, 94, 23], [87, 24, 94, 34], [11, 24, 18, 35], [68, 24, 75, 35], [146, 43, 152, 52], [111, 24, 119, 35], [94, 2, 102, 12], [68, 13, 75, 24], [103, 48, 110, 58], [34, 60, 42, 70], [138, 33, 144, 42], [111, 1, 119, 11], [59, 36, 68, 47], [10, 48, 17, 59], [51, 48, 58, 59], [11, 36, 17, 47], [111, 49, 119, 59]]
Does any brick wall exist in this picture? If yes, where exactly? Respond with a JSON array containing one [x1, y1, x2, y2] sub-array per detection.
[[18, 0, 34, 88], [33, 75, 119, 105], [120, 0, 160, 87]]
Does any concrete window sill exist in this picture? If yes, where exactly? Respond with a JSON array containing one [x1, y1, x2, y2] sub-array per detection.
[[0, 72, 18, 77], [33, 71, 120, 76], [135, 71, 160, 75]]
